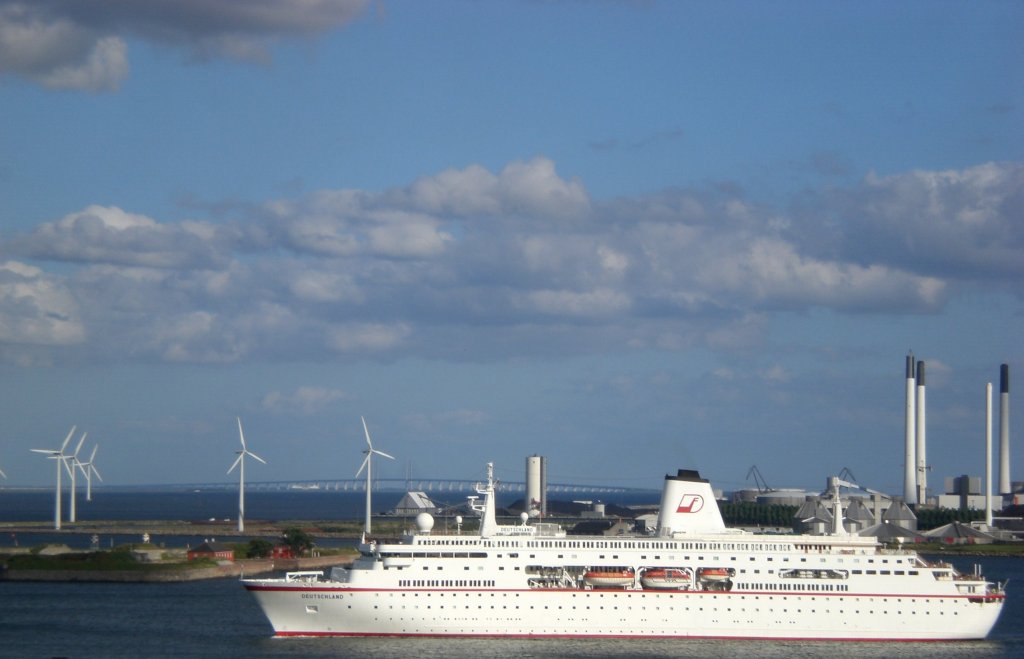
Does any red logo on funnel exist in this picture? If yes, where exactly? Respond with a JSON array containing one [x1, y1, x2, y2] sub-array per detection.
[[676, 494, 704, 513]]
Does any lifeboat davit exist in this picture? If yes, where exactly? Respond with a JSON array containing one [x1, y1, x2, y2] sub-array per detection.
[[697, 567, 733, 582], [583, 569, 634, 588], [640, 568, 692, 590]]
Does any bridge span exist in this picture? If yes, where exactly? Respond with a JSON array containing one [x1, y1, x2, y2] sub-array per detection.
[[177, 478, 655, 496]]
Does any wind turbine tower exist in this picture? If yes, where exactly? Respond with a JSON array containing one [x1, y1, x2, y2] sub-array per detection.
[[357, 417, 394, 536], [31, 426, 76, 530], [77, 443, 102, 502], [68, 432, 87, 523], [228, 417, 267, 533]]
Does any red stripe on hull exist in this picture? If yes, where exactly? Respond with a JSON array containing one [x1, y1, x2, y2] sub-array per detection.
[[271, 631, 967, 642]]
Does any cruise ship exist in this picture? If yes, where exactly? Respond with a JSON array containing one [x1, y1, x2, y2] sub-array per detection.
[[243, 464, 1005, 640]]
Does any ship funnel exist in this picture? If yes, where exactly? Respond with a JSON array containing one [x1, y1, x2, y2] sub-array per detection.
[[655, 469, 727, 536]]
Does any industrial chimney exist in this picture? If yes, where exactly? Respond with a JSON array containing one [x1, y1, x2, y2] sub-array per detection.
[[916, 360, 927, 505], [904, 354, 917, 505], [999, 364, 1011, 495], [525, 455, 547, 517]]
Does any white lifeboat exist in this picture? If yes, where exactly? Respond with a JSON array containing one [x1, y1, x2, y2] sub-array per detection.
[[640, 567, 692, 590], [583, 569, 634, 588], [697, 567, 734, 582]]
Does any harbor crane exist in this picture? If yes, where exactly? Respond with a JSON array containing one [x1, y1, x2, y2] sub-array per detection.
[[745, 465, 774, 493]]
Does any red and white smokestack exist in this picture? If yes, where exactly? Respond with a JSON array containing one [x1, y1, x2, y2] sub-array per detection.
[[999, 364, 1011, 495], [916, 360, 927, 505], [904, 354, 917, 505]]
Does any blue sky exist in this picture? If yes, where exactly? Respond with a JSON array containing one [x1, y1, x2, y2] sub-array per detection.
[[0, 1, 1021, 497]]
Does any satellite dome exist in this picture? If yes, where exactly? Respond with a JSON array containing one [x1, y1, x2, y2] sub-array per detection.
[[415, 513, 435, 533], [520, 512, 529, 524]]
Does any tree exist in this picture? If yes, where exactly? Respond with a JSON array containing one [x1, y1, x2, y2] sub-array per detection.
[[246, 538, 274, 558], [282, 528, 314, 557]]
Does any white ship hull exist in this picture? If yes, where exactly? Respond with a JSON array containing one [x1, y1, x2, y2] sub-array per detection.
[[244, 465, 1006, 640], [245, 583, 1002, 640]]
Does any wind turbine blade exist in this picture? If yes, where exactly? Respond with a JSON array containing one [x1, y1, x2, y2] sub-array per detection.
[[31, 448, 56, 455], [60, 426, 76, 453], [246, 450, 267, 465], [89, 445, 98, 462], [74, 432, 87, 457], [227, 454, 243, 474], [373, 449, 395, 461], [60, 456, 74, 478], [237, 417, 247, 450], [0, 467, 6, 479], [355, 454, 370, 477], [91, 465, 103, 482], [361, 416, 373, 449]]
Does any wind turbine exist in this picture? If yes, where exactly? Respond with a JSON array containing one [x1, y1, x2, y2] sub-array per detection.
[[76, 443, 102, 502], [228, 417, 266, 533], [31, 426, 76, 530], [67, 431, 87, 523], [356, 416, 394, 536]]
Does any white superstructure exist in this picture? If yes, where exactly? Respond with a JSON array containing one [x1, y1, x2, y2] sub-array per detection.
[[244, 464, 1005, 640]]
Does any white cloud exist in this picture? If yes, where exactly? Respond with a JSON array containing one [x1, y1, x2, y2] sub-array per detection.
[[0, 6, 127, 91], [0, 260, 85, 345], [287, 269, 362, 303], [326, 322, 411, 353], [261, 385, 347, 415], [519, 287, 632, 317], [0, 0, 368, 91], [11, 205, 224, 269], [699, 237, 946, 312], [273, 194, 452, 259], [496, 158, 591, 220], [1, 159, 1017, 366], [799, 161, 1024, 280], [400, 157, 590, 221]]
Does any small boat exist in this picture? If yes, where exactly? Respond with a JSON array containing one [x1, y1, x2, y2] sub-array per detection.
[[640, 568, 692, 590], [697, 567, 733, 582], [583, 569, 634, 588]]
